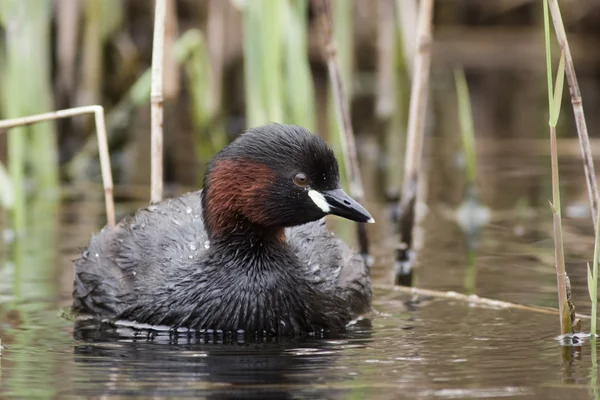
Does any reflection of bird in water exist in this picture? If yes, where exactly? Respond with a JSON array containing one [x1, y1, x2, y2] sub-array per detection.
[[72, 320, 372, 399]]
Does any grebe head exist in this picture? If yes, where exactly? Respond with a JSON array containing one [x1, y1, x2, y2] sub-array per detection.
[[202, 124, 373, 239]]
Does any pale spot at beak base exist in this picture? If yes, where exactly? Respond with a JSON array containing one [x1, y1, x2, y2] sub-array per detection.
[[308, 190, 331, 213]]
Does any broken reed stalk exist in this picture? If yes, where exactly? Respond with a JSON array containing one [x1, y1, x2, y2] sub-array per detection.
[[0, 106, 115, 227], [373, 284, 591, 318], [150, 0, 166, 204], [547, 0, 599, 231], [312, 0, 369, 254]]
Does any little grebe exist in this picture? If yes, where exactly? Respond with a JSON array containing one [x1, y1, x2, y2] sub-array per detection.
[[73, 124, 373, 334]]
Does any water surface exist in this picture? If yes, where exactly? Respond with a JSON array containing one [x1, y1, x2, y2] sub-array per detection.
[[1, 137, 599, 399]]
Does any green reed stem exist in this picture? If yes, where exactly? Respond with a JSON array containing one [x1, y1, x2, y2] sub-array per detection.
[[242, 0, 284, 127], [284, 0, 315, 131], [544, 0, 571, 335], [0, 0, 58, 233]]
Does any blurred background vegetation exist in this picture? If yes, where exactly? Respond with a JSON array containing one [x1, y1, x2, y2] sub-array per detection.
[[1, 0, 600, 210]]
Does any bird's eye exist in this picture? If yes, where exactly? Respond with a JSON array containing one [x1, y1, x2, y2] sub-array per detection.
[[293, 172, 309, 187]]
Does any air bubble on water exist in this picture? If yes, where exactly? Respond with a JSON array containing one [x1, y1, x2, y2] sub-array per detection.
[[204, 240, 210, 249], [147, 205, 158, 212], [186, 207, 192, 214], [188, 242, 197, 251], [95, 253, 99, 258]]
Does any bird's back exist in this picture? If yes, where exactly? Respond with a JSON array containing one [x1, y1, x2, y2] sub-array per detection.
[[73, 191, 208, 317], [73, 191, 371, 329]]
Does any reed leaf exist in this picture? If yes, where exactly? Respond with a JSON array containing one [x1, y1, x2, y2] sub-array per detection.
[[550, 51, 565, 128], [589, 263, 595, 304], [453, 67, 476, 185]]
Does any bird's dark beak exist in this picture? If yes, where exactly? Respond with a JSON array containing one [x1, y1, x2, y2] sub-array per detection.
[[320, 188, 374, 223]]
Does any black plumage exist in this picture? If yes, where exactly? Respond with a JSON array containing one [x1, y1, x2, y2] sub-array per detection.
[[73, 124, 371, 335]]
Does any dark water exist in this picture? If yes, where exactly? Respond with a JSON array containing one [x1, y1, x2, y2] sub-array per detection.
[[1, 137, 600, 399]]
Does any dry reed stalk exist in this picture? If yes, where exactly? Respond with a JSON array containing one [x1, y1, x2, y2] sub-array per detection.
[[401, 0, 433, 205], [207, 0, 225, 113], [395, 0, 418, 77], [0, 106, 115, 227], [55, 0, 80, 99], [312, 0, 370, 254], [396, 0, 433, 272], [150, 0, 166, 204], [311, 0, 364, 203], [547, 0, 599, 230], [376, 0, 396, 120], [163, 0, 180, 100]]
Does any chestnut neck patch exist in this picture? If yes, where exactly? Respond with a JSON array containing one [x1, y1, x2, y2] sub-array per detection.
[[202, 158, 280, 242]]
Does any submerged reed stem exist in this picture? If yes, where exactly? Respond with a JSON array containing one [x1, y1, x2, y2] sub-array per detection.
[[150, 0, 166, 204]]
